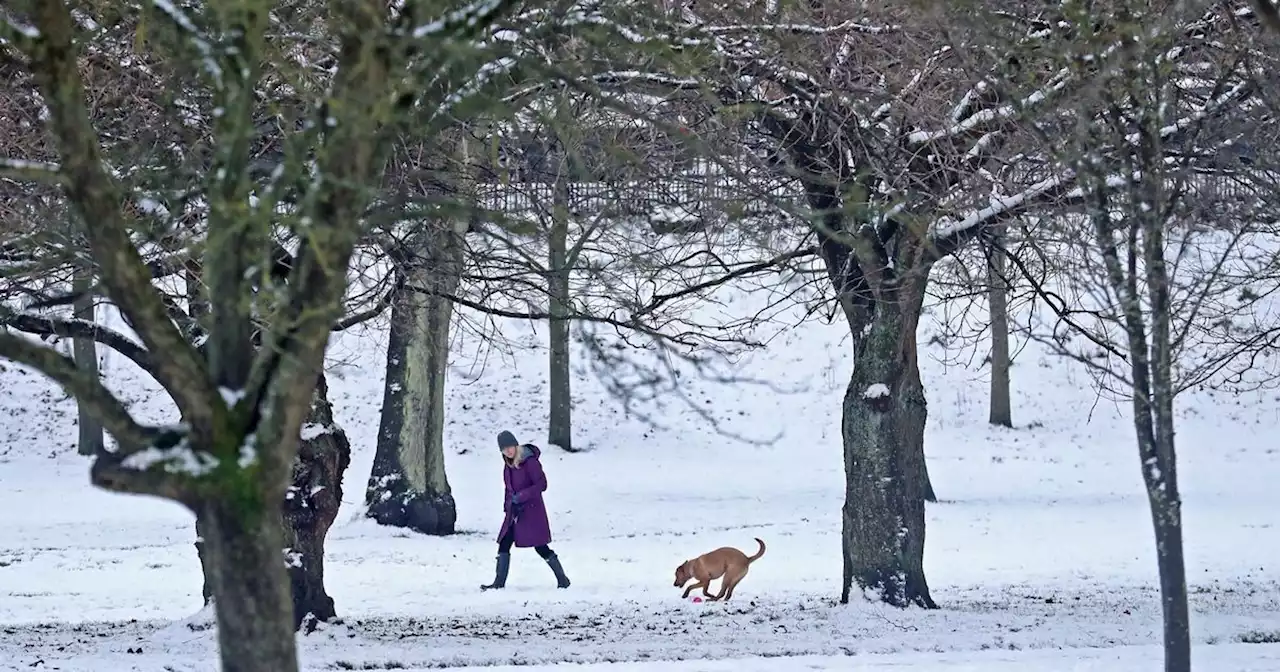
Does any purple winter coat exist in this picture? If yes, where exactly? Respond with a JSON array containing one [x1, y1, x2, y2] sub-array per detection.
[[498, 444, 553, 547]]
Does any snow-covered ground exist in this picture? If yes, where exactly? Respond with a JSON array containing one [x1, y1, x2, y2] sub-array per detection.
[[1, 280, 1279, 671]]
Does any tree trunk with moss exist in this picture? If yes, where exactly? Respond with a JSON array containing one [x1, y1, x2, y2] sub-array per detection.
[[837, 286, 937, 608], [365, 221, 464, 535], [196, 374, 351, 629], [807, 184, 937, 610], [2, 2, 530, 671], [194, 493, 297, 670]]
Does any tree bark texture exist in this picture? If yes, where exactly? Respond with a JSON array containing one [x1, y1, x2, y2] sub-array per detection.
[[837, 297, 937, 609], [366, 222, 463, 535], [1143, 420, 1190, 672], [806, 182, 938, 609], [195, 498, 297, 672], [547, 174, 573, 452], [72, 271, 103, 456], [1121, 324, 1190, 672], [186, 263, 210, 340], [986, 235, 1013, 428], [195, 376, 351, 629], [282, 372, 350, 631]]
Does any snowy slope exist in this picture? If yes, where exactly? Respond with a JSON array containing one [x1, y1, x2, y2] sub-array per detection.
[[1, 275, 1280, 670]]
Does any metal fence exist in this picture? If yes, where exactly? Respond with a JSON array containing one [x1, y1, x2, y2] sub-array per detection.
[[474, 178, 789, 221], [472, 171, 1272, 221]]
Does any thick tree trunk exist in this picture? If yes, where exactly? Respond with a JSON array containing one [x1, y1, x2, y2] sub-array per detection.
[[839, 302, 936, 609], [195, 498, 298, 672], [282, 372, 350, 631], [195, 375, 350, 628], [366, 222, 463, 535], [72, 271, 103, 456], [807, 183, 936, 608], [547, 177, 573, 452], [987, 234, 1013, 428]]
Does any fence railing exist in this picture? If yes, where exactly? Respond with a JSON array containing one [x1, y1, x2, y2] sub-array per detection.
[[473, 178, 794, 220], [472, 172, 1272, 220]]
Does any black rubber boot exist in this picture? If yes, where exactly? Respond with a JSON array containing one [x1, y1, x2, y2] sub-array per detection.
[[545, 553, 571, 589], [480, 553, 510, 591]]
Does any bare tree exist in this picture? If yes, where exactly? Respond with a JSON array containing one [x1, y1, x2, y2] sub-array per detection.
[[359, 6, 638, 531], [364, 145, 469, 534], [470, 89, 730, 451], [460, 113, 824, 443], [951, 2, 1275, 670], [570, 0, 1269, 611], [3, 1, 377, 631], [0, 2, 535, 670], [589, 2, 1052, 608]]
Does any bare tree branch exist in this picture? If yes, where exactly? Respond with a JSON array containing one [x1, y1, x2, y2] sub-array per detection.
[[0, 328, 153, 450], [0, 309, 153, 372], [22, 2, 219, 434]]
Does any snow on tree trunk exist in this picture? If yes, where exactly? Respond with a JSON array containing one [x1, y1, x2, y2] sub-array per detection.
[[839, 299, 937, 609], [1096, 203, 1189, 672], [195, 374, 350, 630], [1139, 414, 1191, 672], [1119, 316, 1190, 672], [548, 175, 573, 452], [282, 372, 350, 631], [365, 222, 463, 535], [986, 233, 1013, 428]]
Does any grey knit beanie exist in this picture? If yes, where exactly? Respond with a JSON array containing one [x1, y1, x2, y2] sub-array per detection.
[[497, 430, 518, 449]]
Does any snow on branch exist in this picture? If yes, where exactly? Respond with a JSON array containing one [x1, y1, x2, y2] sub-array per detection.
[[0, 10, 39, 42], [591, 70, 701, 91], [0, 157, 60, 181], [120, 439, 218, 477], [0, 310, 154, 373], [1124, 80, 1252, 146], [869, 46, 952, 124], [703, 19, 901, 36], [931, 71, 1247, 245], [909, 0, 1231, 150], [410, 0, 509, 38], [566, 5, 662, 44], [907, 69, 1074, 145], [931, 172, 1071, 242]]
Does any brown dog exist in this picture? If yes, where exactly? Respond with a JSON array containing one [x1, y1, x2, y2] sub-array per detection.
[[673, 537, 766, 601]]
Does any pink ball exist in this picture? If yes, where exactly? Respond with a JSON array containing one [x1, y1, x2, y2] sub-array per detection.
[[692, 597, 703, 603]]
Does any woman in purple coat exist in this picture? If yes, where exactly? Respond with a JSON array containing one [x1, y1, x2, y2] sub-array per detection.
[[480, 430, 571, 590]]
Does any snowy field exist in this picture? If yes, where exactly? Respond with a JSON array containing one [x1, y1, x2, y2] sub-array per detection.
[[1, 281, 1280, 671]]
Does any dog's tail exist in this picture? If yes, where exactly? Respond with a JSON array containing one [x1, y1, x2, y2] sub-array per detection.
[[747, 537, 766, 563]]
